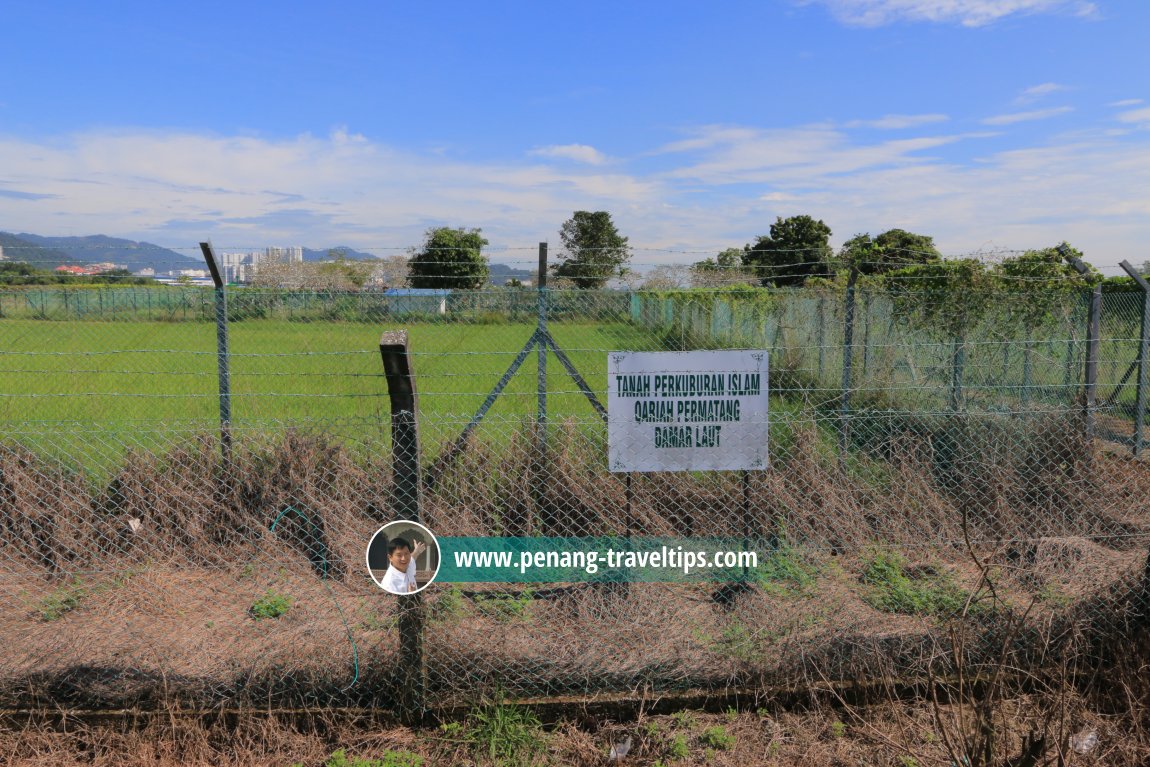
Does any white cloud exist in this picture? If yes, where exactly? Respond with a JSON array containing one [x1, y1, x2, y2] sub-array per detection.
[[0, 129, 658, 251], [1117, 107, 1150, 126], [1016, 82, 1068, 104], [1110, 99, 1144, 107], [659, 124, 975, 185], [981, 106, 1074, 125], [802, 0, 1099, 27], [845, 113, 949, 129], [1, 119, 1148, 270], [528, 144, 608, 165]]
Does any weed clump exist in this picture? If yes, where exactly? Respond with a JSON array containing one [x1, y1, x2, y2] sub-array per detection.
[[249, 590, 293, 620], [462, 698, 546, 766], [860, 549, 971, 616]]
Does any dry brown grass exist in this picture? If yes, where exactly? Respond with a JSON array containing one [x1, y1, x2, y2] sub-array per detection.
[[0, 416, 1147, 717]]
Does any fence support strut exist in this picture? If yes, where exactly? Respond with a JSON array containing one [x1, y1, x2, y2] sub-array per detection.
[[199, 242, 232, 464], [380, 330, 426, 723]]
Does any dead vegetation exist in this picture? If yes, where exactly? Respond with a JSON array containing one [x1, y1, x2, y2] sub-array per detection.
[[0, 413, 1148, 728]]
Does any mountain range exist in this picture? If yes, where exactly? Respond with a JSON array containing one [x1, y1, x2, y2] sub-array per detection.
[[0, 232, 534, 283]]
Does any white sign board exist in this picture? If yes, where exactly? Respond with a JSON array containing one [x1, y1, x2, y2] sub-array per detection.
[[608, 350, 769, 473]]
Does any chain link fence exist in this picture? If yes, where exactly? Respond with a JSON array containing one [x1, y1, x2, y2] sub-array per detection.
[[2, 275, 1149, 714]]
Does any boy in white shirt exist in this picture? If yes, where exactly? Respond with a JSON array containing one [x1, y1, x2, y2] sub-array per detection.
[[380, 537, 426, 594]]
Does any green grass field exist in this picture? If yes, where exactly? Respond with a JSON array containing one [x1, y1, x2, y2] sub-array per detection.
[[0, 318, 667, 471]]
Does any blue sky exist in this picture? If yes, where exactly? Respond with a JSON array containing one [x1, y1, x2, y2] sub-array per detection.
[[1, 0, 1147, 270]]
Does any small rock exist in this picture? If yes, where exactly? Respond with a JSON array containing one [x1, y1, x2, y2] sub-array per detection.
[[1070, 729, 1098, 754], [609, 734, 632, 760]]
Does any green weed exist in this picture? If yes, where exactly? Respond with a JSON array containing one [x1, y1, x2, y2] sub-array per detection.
[[1035, 582, 1074, 607], [37, 570, 138, 621], [359, 613, 396, 632], [314, 749, 423, 767], [701, 725, 735, 750], [38, 580, 87, 621], [249, 590, 293, 620], [860, 548, 971, 616], [428, 585, 464, 622], [473, 588, 534, 622], [667, 734, 690, 759], [754, 535, 818, 595], [464, 699, 546, 766]]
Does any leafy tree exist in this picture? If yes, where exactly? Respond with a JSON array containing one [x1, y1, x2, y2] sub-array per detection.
[[883, 258, 994, 341], [840, 229, 941, 276], [317, 252, 373, 288], [693, 247, 744, 273], [691, 247, 755, 287], [554, 211, 630, 289], [742, 215, 832, 287], [408, 227, 489, 290], [884, 258, 996, 409]]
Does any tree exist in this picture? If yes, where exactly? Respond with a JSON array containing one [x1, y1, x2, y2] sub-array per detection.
[[316, 252, 374, 288], [554, 211, 630, 289], [407, 227, 489, 290], [883, 258, 994, 342], [840, 228, 941, 276], [741, 215, 832, 287], [691, 247, 754, 287]]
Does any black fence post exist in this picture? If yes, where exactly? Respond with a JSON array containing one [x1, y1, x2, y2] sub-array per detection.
[[379, 330, 426, 723], [199, 242, 232, 464], [1119, 260, 1150, 455]]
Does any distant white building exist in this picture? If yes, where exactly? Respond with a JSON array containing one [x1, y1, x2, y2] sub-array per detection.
[[221, 250, 256, 283], [265, 246, 303, 263]]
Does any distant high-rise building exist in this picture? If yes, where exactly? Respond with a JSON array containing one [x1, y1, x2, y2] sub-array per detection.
[[221, 251, 254, 283], [265, 246, 303, 264]]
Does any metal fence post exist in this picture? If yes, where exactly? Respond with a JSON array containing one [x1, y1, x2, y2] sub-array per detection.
[[949, 335, 965, 411], [199, 242, 232, 463], [817, 295, 826, 381], [839, 267, 859, 461], [1119, 260, 1150, 455], [379, 330, 426, 723], [537, 242, 548, 442], [1063, 247, 1100, 437]]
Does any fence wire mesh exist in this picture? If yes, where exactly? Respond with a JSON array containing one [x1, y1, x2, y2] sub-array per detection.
[[1, 281, 1149, 712]]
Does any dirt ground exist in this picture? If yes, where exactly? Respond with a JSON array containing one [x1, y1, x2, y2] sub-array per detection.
[[3, 689, 1148, 767]]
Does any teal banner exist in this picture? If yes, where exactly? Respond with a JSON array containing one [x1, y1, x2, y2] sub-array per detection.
[[436, 537, 765, 583]]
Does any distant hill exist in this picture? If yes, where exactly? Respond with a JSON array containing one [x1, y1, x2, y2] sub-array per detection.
[[488, 262, 534, 286], [14, 233, 198, 274], [302, 246, 378, 262], [0, 232, 76, 269]]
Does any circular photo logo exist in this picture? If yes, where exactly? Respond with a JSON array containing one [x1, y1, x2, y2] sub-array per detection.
[[366, 521, 441, 595]]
